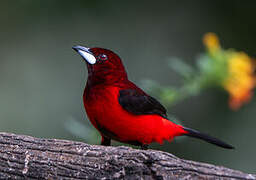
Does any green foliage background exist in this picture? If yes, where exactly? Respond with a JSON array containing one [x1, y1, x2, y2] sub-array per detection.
[[0, 0, 255, 173]]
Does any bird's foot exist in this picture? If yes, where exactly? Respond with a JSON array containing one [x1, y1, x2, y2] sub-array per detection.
[[141, 144, 149, 150]]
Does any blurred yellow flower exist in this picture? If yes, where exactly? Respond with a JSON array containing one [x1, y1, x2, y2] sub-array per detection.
[[152, 32, 256, 111], [203, 32, 256, 110], [223, 53, 255, 110], [203, 32, 220, 54]]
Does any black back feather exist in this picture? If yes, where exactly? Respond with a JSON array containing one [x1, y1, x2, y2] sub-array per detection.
[[118, 89, 167, 118]]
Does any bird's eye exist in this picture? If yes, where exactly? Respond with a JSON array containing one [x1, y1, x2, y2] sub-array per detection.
[[98, 54, 108, 61]]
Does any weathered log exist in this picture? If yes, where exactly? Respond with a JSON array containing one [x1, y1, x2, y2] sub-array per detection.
[[0, 132, 254, 179]]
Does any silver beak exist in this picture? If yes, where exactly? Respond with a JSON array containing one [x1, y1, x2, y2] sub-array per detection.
[[72, 45, 96, 64]]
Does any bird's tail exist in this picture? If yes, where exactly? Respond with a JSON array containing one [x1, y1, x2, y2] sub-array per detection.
[[183, 127, 234, 149]]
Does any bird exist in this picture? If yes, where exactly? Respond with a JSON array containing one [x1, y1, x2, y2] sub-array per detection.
[[72, 45, 234, 150]]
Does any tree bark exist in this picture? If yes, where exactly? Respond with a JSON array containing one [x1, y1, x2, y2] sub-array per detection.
[[0, 132, 254, 180]]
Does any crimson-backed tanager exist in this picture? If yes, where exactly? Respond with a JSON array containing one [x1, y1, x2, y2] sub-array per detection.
[[72, 45, 233, 150]]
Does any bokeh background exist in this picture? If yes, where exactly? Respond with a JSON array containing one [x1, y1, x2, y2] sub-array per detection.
[[0, 0, 255, 173]]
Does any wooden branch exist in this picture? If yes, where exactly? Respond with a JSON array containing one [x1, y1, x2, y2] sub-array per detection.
[[0, 132, 254, 179]]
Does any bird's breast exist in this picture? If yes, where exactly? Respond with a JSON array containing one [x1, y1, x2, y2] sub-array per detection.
[[83, 86, 122, 133]]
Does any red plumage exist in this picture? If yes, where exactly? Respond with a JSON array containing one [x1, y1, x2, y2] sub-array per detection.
[[73, 46, 233, 149], [84, 83, 186, 145]]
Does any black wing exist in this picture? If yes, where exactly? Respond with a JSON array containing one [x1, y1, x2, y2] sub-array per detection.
[[118, 89, 167, 118]]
